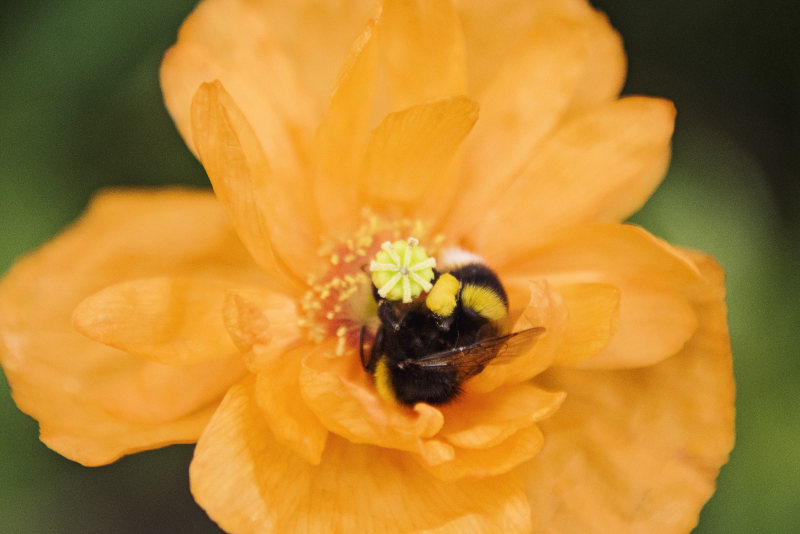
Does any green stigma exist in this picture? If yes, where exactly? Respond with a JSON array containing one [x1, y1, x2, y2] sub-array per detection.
[[369, 237, 436, 303]]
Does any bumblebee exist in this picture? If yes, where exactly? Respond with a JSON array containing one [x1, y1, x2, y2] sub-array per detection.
[[361, 261, 543, 406]]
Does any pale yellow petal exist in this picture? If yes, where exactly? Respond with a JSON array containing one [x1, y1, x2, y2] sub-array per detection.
[[507, 224, 701, 368], [191, 80, 317, 290], [359, 96, 478, 220], [378, 0, 467, 109], [0, 189, 257, 465], [470, 97, 675, 264], [191, 380, 532, 533], [72, 277, 237, 365], [525, 253, 734, 532]]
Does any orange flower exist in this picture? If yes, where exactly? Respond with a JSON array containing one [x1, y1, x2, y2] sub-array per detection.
[[0, 0, 734, 532]]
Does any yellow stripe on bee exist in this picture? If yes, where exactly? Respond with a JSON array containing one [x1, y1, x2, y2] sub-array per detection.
[[425, 273, 460, 317], [461, 283, 507, 322], [373, 356, 396, 403]]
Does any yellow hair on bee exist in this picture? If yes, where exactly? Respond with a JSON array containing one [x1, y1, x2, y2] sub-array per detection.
[[425, 273, 460, 317], [373, 356, 396, 403], [461, 283, 507, 323]]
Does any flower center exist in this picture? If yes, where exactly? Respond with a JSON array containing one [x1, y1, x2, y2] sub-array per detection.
[[299, 212, 443, 355]]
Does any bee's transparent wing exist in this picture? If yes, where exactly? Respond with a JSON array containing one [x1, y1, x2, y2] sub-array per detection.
[[407, 327, 545, 381]]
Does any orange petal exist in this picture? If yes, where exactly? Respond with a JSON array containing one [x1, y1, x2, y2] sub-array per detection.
[[552, 282, 620, 365], [222, 288, 303, 371], [253, 345, 328, 464], [471, 97, 675, 265], [564, 5, 626, 112], [447, 13, 588, 235], [160, 0, 372, 174], [72, 277, 237, 365], [313, 12, 380, 236], [456, 0, 622, 97], [359, 96, 479, 220], [466, 280, 567, 393], [191, 380, 532, 533], [524, 253, 734, 532], [584, 285, 697, 369], [377, 0, 467, 109], [191, 80, 317, 291], [440, 383, 565, 450], [507, 224, 702, 368], [299, 342, 448, 458], [0, 189, 258, 464], [419, 425, 545, 482], [456, 0, 557, 93]]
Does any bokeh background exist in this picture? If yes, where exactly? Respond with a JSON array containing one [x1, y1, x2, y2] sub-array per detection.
[[1, 1, 797, 532]]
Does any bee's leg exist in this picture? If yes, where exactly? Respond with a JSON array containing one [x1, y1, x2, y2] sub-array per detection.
[[359, 326, 369, 370], [365, 327, 383, 372], [434, 313, 455, 332], [360, 325, 381, 372]]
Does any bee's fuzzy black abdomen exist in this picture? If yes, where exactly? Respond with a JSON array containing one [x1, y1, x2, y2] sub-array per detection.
[[390, 365, 461, 406]]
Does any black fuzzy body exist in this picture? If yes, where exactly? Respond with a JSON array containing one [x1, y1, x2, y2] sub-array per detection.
[[364, 262, 509, 406]]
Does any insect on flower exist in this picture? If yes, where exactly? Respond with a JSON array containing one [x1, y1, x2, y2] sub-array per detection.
[[362, 238, 545, 406]]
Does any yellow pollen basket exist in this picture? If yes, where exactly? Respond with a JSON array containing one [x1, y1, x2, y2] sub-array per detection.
[[425, 273, 459, 317], [369, 237, 436, 303]]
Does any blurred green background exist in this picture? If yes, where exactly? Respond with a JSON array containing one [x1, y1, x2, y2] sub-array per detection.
[[0, 1, 797, 532]]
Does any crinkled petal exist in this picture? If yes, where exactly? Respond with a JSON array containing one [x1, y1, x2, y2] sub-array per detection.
[[470, 97, 675, 264], [72, 277, 238, 365], [378, 0, 467, 109], [564, 5, 626, 112], [419, 383, 564, 481], [191, 380, 532, 533], [222, 288, 303, 371], [447, 12, 588, 235], [419, 425, 545, 482], [524, 253, 734, 533], [455, 0, 623, 101], [299, 341, 447, 459], [313, 11, 380, 236], [161, 0, 372, 175], [191, 80, 317, 290], [551, 282, 620, 365], [505, 224, 701, 369], [0, 189, 258, 464], [253, 345, 328, 464], [359, 96, 478, 220], [441, 383, 565, 449]]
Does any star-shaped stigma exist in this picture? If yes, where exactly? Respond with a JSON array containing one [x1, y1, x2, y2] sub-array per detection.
[[369, 237, 437, 303]]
